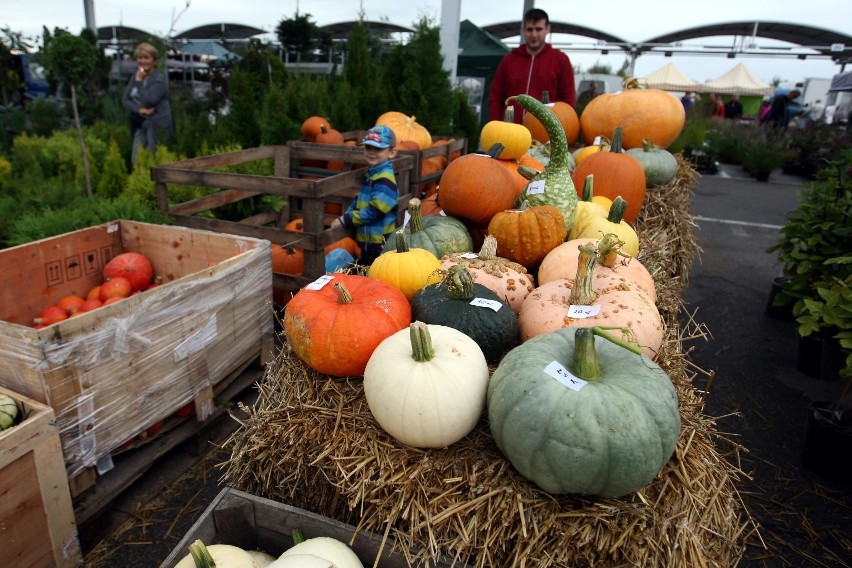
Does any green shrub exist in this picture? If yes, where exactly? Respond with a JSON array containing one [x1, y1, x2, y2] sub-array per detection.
[[96, 138, 128, 199], [9, 132, 47, 183]]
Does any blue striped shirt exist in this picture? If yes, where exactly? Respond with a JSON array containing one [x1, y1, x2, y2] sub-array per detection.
[[341, 161, 398, 247]]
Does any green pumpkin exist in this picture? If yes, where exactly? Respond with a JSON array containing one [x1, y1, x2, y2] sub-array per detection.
[[383, 198, 473, 258], [487, 327, 680, 498], [411, 264, 518, 362], [0, 394, 19, 431], [626, 139, 678, 187]]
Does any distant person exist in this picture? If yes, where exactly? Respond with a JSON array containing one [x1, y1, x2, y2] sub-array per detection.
[[705, 93, 725, 118], [681, 91, 696, 114], [122, 42, 173, 166], [724, 94, 743, 120], [488, 8, 576, 124], [761, 89, 801, 130]]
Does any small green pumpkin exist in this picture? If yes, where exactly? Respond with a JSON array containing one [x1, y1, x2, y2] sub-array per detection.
[[382, 198, 473, 258], [411, 264, 519, 362], [487, 327, 680, 498], [0, 394, 19, 431], [626, 139, 679, 187]]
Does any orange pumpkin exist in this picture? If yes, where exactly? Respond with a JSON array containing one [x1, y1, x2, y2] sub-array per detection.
[[419, 156, 445, 197], [419, 193, 444, 217], [523, 101, 580, 146], [438, 145, 518, 228], [487, 203, 567, 269], [301, 116, 331, 142], [573, 136, 610, 167], [315, 124, 344, 145], [271, 245, 304, 276], [580, 78, 685, 149], [283, 273, 412, 377], [571, 128, 646, 224], [285, 218, 360, 258], [499, 153, 545, 197]]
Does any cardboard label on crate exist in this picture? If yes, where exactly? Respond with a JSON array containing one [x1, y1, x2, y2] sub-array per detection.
[[469, 298, 503, 312], [527, 180, 546, 195], [567, 304, 601, 318], [544, 361, 588, 392], [174, 315, 218, 362]]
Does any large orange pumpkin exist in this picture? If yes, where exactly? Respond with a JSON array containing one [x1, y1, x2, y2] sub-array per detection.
[[283, 273, 412, 377], [579, 78, 685, 149], [438, 145, 518, 228], [523, 101, 580, 146], [571, 128, 647, 224]]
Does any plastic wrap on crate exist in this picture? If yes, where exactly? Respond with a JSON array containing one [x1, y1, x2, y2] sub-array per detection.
[[0, 221, 274, 479]]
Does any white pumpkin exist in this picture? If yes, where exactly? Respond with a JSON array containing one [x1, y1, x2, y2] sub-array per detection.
[[363, 321, 489, 448], [247, 550, 278, 568], [277, 537, 363, 568], [175, 541, 259, 568], [268, 554, 335, 568]]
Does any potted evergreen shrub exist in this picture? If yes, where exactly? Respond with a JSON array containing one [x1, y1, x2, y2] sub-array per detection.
[[740, 127, 788, 181]]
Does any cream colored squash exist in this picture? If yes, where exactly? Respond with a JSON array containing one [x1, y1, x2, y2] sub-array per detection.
[[364, 322, 489, 448], [247, 550, 278, 568], [277, 537, 363, 568], [174, 541, 259, 568], [267, 554, 335, 568]]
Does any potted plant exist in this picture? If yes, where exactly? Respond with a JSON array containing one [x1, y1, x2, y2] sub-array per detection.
[[740, 127, 788, 181]]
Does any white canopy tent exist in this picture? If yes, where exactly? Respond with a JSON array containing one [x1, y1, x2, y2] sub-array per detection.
[[639, 62, 701, 92], [701, 63, 773, 96]]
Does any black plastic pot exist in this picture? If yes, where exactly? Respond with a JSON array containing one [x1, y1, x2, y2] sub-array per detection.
[[801, 402, 852, 484], [796, 333, 822, 378], [820, 332, 850, 383], [765, 276, 795, 321]]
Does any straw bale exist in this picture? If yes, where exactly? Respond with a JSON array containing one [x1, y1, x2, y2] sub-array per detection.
[[221, 157, 754, 567]]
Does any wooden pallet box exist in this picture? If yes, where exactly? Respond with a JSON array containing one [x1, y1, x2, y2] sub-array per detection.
[[151, 145, 415, 298], [160, 488, 461, 568], [0, 385, 82, 568], [0, 220, 274, 482]]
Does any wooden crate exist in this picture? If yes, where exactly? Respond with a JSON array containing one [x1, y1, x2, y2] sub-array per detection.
[[0, 385, 82, 568], [159, 487, 461, 568], [150, 145, 414, 299], [0, 220, 274, 483]]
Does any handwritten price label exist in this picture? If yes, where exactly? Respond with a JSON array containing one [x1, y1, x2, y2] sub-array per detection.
[[526, 179, 546, 195], [544, 361, 588, 392], [567, 304, 601, 319], [459, 252, 479, 259], [305, 274, 335, 290], [470, 297, 503, 312]]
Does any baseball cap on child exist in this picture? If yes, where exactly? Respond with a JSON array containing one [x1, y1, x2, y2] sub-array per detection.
[[361, 125, 396, 148]]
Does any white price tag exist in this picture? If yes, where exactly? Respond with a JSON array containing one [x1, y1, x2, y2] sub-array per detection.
[[470, 297, 503, 311], [306, 274, 335, 290], [544, 361, 588, 391], [593, 136, 602, 145], [402, 211, 411, 228], [527, 179, 546, 195], [439, 210, 447, 216], [567, 304, 601, 319], [459, 252, 479, 259]]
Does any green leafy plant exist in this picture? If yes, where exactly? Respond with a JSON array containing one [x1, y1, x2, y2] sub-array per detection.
[[739, 127, 788, 180]]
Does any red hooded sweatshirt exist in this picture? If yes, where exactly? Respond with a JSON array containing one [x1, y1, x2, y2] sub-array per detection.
[[488, 43, 576, 125]]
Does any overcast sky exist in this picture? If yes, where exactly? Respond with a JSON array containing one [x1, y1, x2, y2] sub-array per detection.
[[4, 0, 848, 85]]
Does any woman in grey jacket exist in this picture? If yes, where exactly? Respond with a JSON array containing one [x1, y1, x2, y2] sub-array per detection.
[[122, 42, 172, 165]]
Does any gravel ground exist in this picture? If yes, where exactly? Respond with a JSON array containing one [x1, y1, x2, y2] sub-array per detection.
[[81, 165, 851, 567]]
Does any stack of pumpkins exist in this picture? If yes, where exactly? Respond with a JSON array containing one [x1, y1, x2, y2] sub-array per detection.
[[281, 85, 686, 499]]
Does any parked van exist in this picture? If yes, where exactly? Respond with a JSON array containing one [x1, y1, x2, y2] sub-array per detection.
[[575, 73, 624, 96]]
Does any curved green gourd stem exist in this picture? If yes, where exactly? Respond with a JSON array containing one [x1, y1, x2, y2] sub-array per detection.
[[569, 243, 597, 306], [607, 197, 628, 224], [503, 106, 515, 123], [410, 321, 436, 362], [408, 197, 424, 234], [505, 94, 577, 231], [582, 174, 594, 202], [446, 264, 475, 301], [394, 228, 410, 253]]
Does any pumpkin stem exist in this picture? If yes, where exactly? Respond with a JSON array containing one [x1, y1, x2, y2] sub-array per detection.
[[409, 321, 436, 362], [597, 233, 630, 267], [517, 164, 540, 180], [582, 174, 594, 202], [541, 90, 550, 104], [641, 138, 655, 152], [606, 197, 628, 224], [408, 197, 424, 233], [572, 328, 601, 380], [479, 235, 499, 260], [394, 228, 410, 253], [611, 127, 624, 153], [590, 326, 643, 356], [292, 529, 305, 544], [484, 142, 505, 159], [445, 264, 476, 301], [188, 540, 216, 568], [333, 282, 353, 304], [503, 106, 515, 123], [569, 244, 597, 306]]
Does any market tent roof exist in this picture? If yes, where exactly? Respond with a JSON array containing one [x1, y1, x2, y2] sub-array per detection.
[[639, 62, 701, 92], [173, 23, 266, 41], [701, 63, 773, 96], [829, 71, 852, 92], [177, 40, 240, 61]]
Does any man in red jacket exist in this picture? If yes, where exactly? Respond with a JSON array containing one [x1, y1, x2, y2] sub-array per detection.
[[488, 8, 576, 125]]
